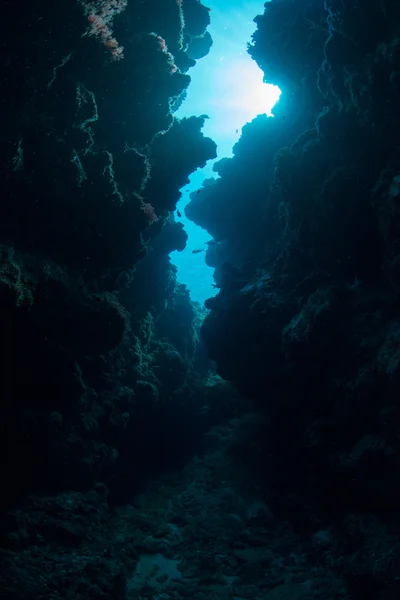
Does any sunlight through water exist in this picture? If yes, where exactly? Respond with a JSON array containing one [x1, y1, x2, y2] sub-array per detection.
[[170, 0, 281, 304]]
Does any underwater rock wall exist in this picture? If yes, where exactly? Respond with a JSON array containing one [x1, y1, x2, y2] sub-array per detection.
[[0, 0, 217, 509], [187, 0, 400, 525]]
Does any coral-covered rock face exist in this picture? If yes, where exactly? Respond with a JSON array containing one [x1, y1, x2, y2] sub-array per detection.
[[186, 0, 400, 530], [0, 0, 217, 511]]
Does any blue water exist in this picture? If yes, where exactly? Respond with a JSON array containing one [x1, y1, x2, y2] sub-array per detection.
[[171, 0, 280, 305]]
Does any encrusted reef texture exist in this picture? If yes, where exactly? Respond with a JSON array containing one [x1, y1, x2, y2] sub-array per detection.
[[1, 0, 217, 510], [187, 0, 400, 595]]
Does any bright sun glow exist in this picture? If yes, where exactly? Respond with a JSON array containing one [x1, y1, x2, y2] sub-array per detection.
[[210, 57, 281, 136]]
